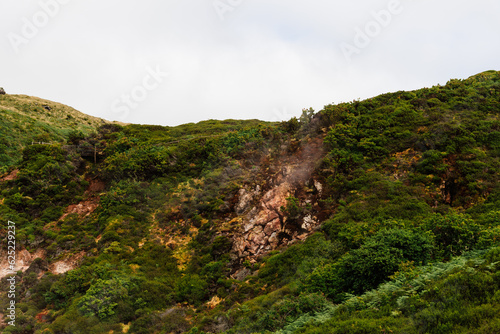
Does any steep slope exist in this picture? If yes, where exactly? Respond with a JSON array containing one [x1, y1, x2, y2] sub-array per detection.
[[0, 71, 499, 334]]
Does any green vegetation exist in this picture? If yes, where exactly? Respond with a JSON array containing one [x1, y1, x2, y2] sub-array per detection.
[[1, 71, 500, 333], [0, 94, 112, 173]]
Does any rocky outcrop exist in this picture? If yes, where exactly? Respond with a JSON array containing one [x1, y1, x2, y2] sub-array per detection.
[[49, 251, 86, 275], [232, 170, 322, 259], [231, 137, 326, 261], [0, 249, 86, 279], [0, 169, 18, 181], [0, 249, 45, 278], [231, 267, 253, 281], [59, 198, 100, 221], [235, 186, 261, 215], [234, 181, 289, 257], [59, 178, 104, 221]]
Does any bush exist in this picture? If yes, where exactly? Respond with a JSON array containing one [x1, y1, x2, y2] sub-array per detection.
[[68, 130, 86, 145], [175, 274, 209, 305], [78, 277, 131, 319], [422, 213, 481, 260], [253, 293, 329, 332], [258, 233, 344, 287], [303, 228, 434, 301]]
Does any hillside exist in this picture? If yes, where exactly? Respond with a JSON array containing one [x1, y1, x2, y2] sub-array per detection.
[[0, 71, 500, 333], [0, 94, 113, 173]]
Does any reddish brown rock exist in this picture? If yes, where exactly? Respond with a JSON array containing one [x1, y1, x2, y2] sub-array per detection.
[[264, 218, 281, 235]]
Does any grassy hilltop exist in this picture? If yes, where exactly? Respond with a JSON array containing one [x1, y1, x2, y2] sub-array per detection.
[[1, 71, 500, 333], [0, 94, 110, 172]]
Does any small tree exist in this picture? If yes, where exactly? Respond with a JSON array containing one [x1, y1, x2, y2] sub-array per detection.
[[67, 130, 86, 145], [78, 277, 131, 319], [280, 196, 302, 220], [175, 274, 208, 305], [299, 107, 315, 125], [423, 213, 481, 260]]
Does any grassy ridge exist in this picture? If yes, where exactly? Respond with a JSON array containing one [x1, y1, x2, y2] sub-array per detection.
[[0, 94, 112, 172]]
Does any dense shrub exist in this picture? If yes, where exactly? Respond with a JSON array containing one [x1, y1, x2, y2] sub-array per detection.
[[303, 228, 433, 302], [175, 274, 209, 305], [258, 233, 344, 287], [422, 213, 481, 260]]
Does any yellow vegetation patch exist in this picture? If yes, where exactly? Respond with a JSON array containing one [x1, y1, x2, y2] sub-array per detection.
[[172, 232, 195, 271], [122, 323, 131, 333], [392, 148, 421, 166], [206, 295, 222, 309], [220, 217, 242, 232], [391, 148, 422, 180], [416, 126, 428, 133], [147, 213, 199, 271]]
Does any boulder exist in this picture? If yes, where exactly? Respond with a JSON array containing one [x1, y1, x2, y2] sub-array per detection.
[[0, 87, 5, 95], [232, 267, 252, 281], [236, 189, 253, 215], [236, 186, 262, 215]]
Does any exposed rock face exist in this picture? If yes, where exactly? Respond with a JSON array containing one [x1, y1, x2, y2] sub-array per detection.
[[0, 249, 86, 279], [231, 137, 325, 261], [49, 252, 86, 275], [59, 198, 100, 221], [0, 169, 18, 182], [59, 178, 104, 221], [313, 179, 323, 195], [233, 181, 289, 258], [0, 249, 44, 278], [235, 186, 261, 215], [231, 267, 253, 281], [301, 214, 316, 231], [0, 87, 5, 95], [232, 172, 322, 259]]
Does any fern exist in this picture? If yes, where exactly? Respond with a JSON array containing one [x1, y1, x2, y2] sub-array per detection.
[[273, 248, 492, 334]]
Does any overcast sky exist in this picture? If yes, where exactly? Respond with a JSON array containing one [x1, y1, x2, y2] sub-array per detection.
[[1, 0, 499, 126]]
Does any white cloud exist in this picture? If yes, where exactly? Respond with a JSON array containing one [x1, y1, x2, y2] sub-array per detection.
[[1, 0, 499, 126]]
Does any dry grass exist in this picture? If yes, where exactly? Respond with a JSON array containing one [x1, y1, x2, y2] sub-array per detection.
[[0, 94, 116, 132], [0, 94, 126, 170]]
